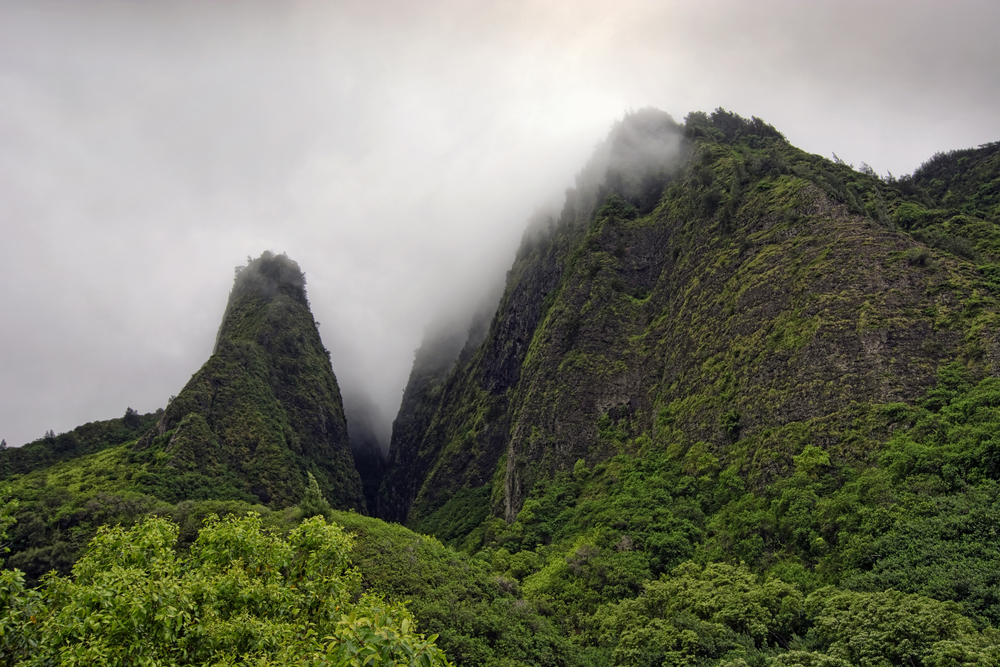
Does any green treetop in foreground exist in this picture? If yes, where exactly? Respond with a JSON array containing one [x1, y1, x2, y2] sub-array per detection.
[[0, 511, 451, 667]]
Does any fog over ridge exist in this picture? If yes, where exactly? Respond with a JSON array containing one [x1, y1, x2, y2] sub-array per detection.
[[1, 0, 999, 448]]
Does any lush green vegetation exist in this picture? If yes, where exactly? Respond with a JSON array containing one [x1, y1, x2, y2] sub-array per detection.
[[414, 363, 1000, 665], [5, 111, 1000, 665], [143, 251, 365, 511], [0, 408, 159, 477], [0, 509, 450, 666], [907, 141, 1000, 223], [377, 109, 1000, 664], [398, 106, 1000, 536], [0, 252, 365, 584], [330, 510, 582, 667]]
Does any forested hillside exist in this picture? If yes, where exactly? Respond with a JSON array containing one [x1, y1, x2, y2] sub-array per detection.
[[3, 109, 1000, 666], [377, 109, 1000, 664], [0, 252, 367, 583]]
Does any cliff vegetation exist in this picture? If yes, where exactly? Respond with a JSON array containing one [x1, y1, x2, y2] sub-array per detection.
[[3, 110, 1000, 666]]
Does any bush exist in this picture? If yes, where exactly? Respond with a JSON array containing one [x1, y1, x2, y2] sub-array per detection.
[[3, 514, 451, 666], [907, 247, 931, 266]]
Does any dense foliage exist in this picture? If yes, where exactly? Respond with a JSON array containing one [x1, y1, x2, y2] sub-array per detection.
[[5, 110, 1000, 665], [139, 251, 365, 511], [387, 105, 1000, 535], [0, 511, 450, 666], [375, 108, 1000, 664], [443, 362, 1000, 664], [0, 409, 159, 477], [329, 510, 582, 667]]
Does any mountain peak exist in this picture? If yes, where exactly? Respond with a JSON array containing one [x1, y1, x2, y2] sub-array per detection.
[[138, 251, 365, 510], [382, 107, 1000, 535], [214, 251, 308, 353], [234, 251, 306, 303]]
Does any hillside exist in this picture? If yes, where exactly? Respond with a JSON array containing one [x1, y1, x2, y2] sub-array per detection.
[[372, 109, 1000, 662], [383, 109, 1000, 538], [4, 110, 1000, 666], [0, 251, 366, 581]]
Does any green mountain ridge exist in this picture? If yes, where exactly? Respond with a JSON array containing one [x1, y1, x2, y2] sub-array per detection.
[[382, 109, 1000, 541], [4, 108, 1000, 666]]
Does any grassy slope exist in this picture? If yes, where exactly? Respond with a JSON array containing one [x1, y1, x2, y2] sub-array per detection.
[[0, 410, 159, 477]]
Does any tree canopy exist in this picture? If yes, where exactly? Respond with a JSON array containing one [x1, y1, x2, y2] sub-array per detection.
[[0, 512, 450, 667]]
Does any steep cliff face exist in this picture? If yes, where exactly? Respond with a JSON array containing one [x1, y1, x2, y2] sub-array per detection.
[[378, 324, 471, 523], [382, 109, 1000, 544], [136, 251, 365, 510], [378, 110, 686, 532]]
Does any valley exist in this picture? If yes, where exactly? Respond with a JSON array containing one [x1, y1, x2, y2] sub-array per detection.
[[3, 108, 1000, 666]]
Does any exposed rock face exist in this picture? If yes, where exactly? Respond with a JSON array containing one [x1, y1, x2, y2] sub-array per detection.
[[378, 110, 689, 528], [381, 109, 1000, 539], [377, 324, 469, 522], [138, 251, 365, 510]]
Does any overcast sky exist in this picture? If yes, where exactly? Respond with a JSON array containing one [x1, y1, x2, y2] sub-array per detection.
[[2, 0, 998, 448]]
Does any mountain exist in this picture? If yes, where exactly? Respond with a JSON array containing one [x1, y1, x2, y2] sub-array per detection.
[[133, 253, 364, 510], [382, 108, 1000, 561], [5, 110, 1000, 667], [133, 251, 365, 510], [362, 111, 1000, 663], [0, 251, 366, 581]]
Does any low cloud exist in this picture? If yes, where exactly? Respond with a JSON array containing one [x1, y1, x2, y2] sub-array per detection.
[[1, 0, 998, 446]]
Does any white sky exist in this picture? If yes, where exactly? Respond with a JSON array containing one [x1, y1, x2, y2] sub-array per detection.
[[2, 0, 999, 447]]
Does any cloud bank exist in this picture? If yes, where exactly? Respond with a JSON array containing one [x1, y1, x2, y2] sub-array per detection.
[[1, 0, 999, 447]]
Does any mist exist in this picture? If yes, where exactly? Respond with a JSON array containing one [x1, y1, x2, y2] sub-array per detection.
[[2, 0, 999, 448]]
